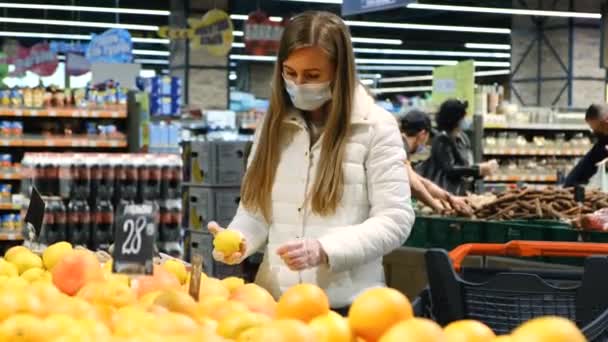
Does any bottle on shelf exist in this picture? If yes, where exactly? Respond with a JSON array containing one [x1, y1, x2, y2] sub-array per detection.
[[67, 197, 91, 248]]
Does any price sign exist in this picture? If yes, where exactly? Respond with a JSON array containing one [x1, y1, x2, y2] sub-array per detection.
[[112, 203, 157, 275]]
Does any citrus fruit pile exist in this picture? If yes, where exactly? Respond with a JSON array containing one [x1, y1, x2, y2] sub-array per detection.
[[0, 242, 588, 341]]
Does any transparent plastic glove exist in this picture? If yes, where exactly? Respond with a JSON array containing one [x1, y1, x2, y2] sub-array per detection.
[[207, 221, 247, 265], [276, 239, 327, 271]]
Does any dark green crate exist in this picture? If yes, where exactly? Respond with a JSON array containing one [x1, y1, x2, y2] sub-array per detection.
[[425, 217, 485, 250], [485, 220, 578, 243], [405, 216, 429, 248], [584, 231, 608, 243]]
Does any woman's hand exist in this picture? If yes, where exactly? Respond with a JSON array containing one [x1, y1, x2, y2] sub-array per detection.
[[207, 221, 247, 265], [448, 195, 474, 216], [479, 159, 499, 176], [276, 239, 327, 271]]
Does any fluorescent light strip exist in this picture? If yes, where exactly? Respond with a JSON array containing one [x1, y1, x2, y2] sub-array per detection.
[[0, 30, 169, 44], [360, 79, 374, 85], [357, 65, 434, 71], [229, 55, 510, 67], [0, 17, 158, 31], [134, 59, 170, 65], [465, 43, 511, 50], [232, 42, 245, 48], [232, 30, 402, 46], [133, 49, 170, 57], [380, 69, 511, 84], [372, 86, 433, 94], [0, 3, 169, 16], [230, 14, 283, 22], [358, 73, 382, 79], [408, 3, 601, 19], [279, 0, 342, 3], [345, 20, 510, 35], [353, 47, 510, 58]]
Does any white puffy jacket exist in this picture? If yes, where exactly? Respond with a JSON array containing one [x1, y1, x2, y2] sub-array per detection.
[[228, 85, 415, 308]]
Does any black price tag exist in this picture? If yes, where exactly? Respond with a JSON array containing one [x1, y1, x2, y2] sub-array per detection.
[[575, 186, 585, 203], [112, 203, 156, 275]]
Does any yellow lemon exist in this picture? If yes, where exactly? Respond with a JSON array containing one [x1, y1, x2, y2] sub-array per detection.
[[20, 268, 47, 283], [1, 276, 28, 290], [222, 276, 245, 293], [0, 313, 44, 341], [217, 311, 271, 339], [4, 246, 29, 262], [42, 242, 73, 271], [0, 258, 18, 277], [162, 259, 188, 285], [10, 251, 43, 275], [213, 230, 242, 255], [153, 289, 198, 317]]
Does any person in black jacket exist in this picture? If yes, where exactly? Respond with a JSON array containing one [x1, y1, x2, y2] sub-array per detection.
[[421, 99, 498, 195], [564, 104, 608, 187]]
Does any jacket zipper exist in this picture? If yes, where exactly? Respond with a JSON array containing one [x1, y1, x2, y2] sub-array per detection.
[[299, 129, 318, 284]]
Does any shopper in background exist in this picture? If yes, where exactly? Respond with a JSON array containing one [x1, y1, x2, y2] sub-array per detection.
[[565, 104, 608, 186], [401, 110, 472, 214], [207, 11, 414, 313], [420, 99, 498, 195]]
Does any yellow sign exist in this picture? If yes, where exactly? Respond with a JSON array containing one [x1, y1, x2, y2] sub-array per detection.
[[158, 9, 233, 57], [432, 60, 475, 115]]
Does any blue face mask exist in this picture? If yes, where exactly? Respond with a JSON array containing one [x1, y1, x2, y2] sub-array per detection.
[[459, 117, 472, 131], [415, 144, 426, 154]]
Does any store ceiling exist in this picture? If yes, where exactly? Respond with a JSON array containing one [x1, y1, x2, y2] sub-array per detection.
[[0, 0, 519, 87]]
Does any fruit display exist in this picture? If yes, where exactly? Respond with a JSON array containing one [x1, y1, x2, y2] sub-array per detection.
[[0, 241, 588, 341]]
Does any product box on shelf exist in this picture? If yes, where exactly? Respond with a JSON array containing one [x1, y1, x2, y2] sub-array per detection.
[[184, 186, 241, 230], [184, 140, 251, 186]]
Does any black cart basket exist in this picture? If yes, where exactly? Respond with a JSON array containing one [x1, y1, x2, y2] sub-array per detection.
[[412, 240, 608, 341]]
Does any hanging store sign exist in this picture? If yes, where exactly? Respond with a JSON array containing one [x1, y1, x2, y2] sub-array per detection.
[[86, 28, 133, 64], [50, 41, 89, 55], [66, 53, 91, 76], [158, 9, 233, 57], [343, 0, 416, 16], [432, 60, 475, 115], [244, 11, 285, 56], [11, 43, 59, 77]]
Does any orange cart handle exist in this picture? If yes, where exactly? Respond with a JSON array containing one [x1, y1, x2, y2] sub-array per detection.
[[449, 240, 608, 271]]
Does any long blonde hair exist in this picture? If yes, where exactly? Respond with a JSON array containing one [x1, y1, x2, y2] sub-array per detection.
[[240, 11, 357, 222]]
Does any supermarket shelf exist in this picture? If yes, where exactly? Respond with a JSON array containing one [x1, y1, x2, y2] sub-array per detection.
[[0, 203, 21, 210], [484, 123, 589, 131], [0, 172, 21, 180], [483, 148, 586, 156], [0, 230, 22, 241], [0, 136, 127, 148], [0, 107, 127, 119], [485, 175, 558, 183]]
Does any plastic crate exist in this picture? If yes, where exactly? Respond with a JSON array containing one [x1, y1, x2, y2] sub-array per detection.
[[412, 241, 608, 341], [485, 220, 579, 243], [405, 216, 429, 248], [425, 217, 485, 250]]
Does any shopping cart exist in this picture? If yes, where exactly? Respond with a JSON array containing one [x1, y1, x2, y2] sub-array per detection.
[[412, 240, 608, 341]]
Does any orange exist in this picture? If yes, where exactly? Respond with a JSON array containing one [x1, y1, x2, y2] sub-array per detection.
[[309, 311, 353, 342], [231, 283, 277, 318], [198, 277, 230, 300], [277, 284, 330, 322], [379, 318, 444, 342], [132, 265, 181, 298], [217, 311, 271, 339], [348, 287, 413, 342], [51, 250, 103, 296], [444, 320, 496, 342], [493, 336, 514, 342], [153, 289, 198, 317], [511, 316, 585, 342], [209, 300, 250, 321], [241, 319, 316, 342]]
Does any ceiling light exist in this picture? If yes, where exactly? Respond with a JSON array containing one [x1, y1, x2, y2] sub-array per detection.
[[230, 55, 276, 62], [379, 75, 434, 84], [465, 43, 511, 50], [358, 73, 382, 79], [134, 59, 170, 65], [372, 86, 432, 94], [230, 55, 510, 67], [140, 69, 157, 78], [229, 73, 238, 81], [474, 61, 511, 67], [0, 17, 159, 31], [0, 31, 169, 44], [354, 47, 510, 58], [408, 3, 601, 19], [232, 42, 245, 48], [230, 14, 283, 22], [0, 3, 169, 15], [475, 69, 511, 77], [233, 31, 244, 37], [357, 65, 435, 71], [345, 20, 510, 34], [133, 49, 170, 57], [279, 0, 342, 3], [132, 37, 170, 44], [351, 37, 402, 45], [360, 79, 374, 85]]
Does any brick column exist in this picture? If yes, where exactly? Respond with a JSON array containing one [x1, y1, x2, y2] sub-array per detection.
[[511, 0, 606, 108]]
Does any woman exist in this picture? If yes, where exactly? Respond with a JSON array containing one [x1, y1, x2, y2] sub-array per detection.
[[208, 11, 414, 312], [421, 99, 498, 195]]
